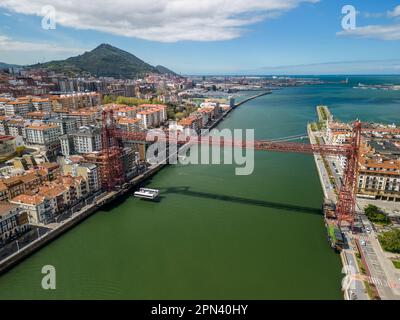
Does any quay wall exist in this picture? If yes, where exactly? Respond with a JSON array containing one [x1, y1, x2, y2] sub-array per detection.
[[0, 91, 271, 275], [0, 163, 166, 275]]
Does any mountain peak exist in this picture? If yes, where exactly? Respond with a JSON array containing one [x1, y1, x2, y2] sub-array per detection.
[[94, 43, 117, 50], [29, 44, 176, 79]]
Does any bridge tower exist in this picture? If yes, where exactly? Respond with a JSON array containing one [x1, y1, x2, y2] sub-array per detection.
[[101, 109, 124, 191], [336, 121, 362, 228]]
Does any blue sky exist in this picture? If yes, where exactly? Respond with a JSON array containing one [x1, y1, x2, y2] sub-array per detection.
[[0, 0, 399, 74]]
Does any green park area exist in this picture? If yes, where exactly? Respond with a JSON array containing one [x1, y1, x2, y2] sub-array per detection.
[[379, 229, 400, 254], [364, 205, 390, 225]]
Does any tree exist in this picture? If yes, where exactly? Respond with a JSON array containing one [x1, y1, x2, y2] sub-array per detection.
[[364, 205, 389, 225], [102, 95, 114, 104], [175, 112, 185, 120], [379, 229, 400, 253]]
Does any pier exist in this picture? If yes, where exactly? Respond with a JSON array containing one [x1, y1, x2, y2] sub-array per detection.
[[0, 162, 166, 275], [234, 90, 272, 108]]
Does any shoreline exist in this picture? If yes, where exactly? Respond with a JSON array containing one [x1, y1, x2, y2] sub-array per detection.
[[307, 123, 350, 300], [307, 118, 372, 300], [234, 90, 272, 108], [0, 91, 269, 275]]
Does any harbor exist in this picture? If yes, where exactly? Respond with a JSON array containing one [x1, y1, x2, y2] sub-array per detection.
[[0, 161, 166, 275], [0, 91, 269, 275], [3, 81, 399, 300], [0, 84, 345, 300]]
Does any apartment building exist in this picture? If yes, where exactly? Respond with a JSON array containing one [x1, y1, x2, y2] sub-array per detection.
[[25, 111, 50, 121], [138, 104, 167, 121], [66, 109, 100, 127], [0, 202, 29, 244], [358, 156, 400, 202], [37, 162, 61, 181], [60, 135, 74, 157], [0, 171, 47, 201], [1, 119, 26, 138], [11, 194, 57, 224], [116, 106, 137, 118], [136, 110, 155, 129], [136, 104, 167, 129], [56, 175, 88, 201], [38, 185, 68, 214], [10, 172, 89, 224], [60, 126, 102, 156], [52, 92, 102, 111], [121, 147, 136, 180], [4, 100, 32, 117], [31, 98, 52, 112], [178, 115, 203, 133], [192, 108, 214, 127], [357, 141, 400, 202], [0, 135, 16, 160], [25, 123, 61, 146], [62, 162, 101, 193], [0, 116, 7, 135], [325, 122, 353, 171], [117, 117, 143, 132], [47, 118, 78, 135], [103, 104, 137, 118]]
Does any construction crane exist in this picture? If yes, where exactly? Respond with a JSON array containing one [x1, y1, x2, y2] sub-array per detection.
[[100, 110, 362, 227]]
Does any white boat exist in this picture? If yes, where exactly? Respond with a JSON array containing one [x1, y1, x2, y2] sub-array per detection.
[[134, 188, 160, 200]]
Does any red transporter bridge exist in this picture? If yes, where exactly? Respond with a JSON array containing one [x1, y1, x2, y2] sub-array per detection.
[[99, 110, 362, 227]]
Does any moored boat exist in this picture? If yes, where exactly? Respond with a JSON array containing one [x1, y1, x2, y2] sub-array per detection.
[[134, 188, 160, 200]]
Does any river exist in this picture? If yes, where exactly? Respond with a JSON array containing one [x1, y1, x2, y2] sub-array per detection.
[[0, 75, 399, 299]]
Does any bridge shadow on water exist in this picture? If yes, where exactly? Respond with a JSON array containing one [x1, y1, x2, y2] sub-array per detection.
[[161, 186, 322, 216]]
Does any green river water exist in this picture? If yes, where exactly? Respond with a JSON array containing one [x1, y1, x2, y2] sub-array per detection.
[[1, 76, 399, 299]]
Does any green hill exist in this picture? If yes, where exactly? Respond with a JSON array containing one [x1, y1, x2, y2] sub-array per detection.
[[155, 65, 177, 75], [0, 62, 20, 69], [30, 44, 176, 79]]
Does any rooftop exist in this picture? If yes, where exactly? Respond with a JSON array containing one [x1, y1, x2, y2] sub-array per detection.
[[11, 194, 45, 206], [0, 201, 18, 217], [26, 123, 60, 130], [369, 140, 400, 156]]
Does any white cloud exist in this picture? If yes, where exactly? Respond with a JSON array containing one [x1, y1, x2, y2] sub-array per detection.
[[0, 0, 318, 42], [0, 34, 87, 64], [388, 5, 400, 17], [337, 24, 400, 41], [362, 12, 386, 19], [0, 35, 86, 53], [248, 59, 400, 75], [338, 5, 400, 41]]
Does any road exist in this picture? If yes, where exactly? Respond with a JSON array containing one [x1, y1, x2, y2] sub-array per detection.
[[307, 126, 337, 202], [0, 226, 50, 260], [356, 214, 400, 299], [309, 124, 400, 300], [342, 246, 369, 300]]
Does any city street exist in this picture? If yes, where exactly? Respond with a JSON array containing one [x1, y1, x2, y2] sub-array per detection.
[[342, 247, 369, 300], [0, 226, 50, 260], [310, 125, 400, 300], [357, 214, 400, 299]]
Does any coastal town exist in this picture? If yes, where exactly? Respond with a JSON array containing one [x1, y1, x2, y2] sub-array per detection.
[[309, 106, 400, 300], [2, 0, 400, 313], [0, 61, 276, 270], [0, 50, 399, 301]]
